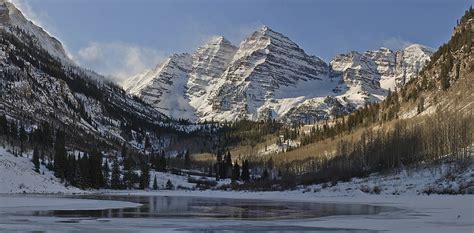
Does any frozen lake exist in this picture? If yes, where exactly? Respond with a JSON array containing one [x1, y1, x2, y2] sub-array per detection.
[[0, 194, 398, 232]]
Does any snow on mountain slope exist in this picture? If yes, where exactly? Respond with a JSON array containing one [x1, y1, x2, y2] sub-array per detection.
[[123, 26, 433, 123], [123, 54, 195, 120], [207, 26, 330, 121], [188, 36, 238, 119], [0, 1, 183, 153], [0, 1, 71, 63], [123, 37, 239, 121], [329, 44, 433, 110], [0, 147, 81, 194]]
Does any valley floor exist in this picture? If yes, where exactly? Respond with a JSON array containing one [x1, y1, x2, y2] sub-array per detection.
[[1, 146, 473, 232]]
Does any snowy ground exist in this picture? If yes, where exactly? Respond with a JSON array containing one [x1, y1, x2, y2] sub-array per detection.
[[0, 145, 472, 232], [0, 147, 82, 194]]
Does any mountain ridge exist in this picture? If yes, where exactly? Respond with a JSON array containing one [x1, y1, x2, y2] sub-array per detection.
[[123, 26, 433, 123]]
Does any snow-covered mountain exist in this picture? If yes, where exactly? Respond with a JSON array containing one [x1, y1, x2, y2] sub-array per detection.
[[123, 26, 433, 123], [0, 1, 180, 149]]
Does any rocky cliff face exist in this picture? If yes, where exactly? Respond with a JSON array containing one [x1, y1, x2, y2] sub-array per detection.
[[123, 26, 433, 123], [330, 44, 433, 109]]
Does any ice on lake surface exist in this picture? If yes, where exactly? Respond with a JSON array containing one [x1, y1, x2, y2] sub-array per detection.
[[0, 195, 398, 232]]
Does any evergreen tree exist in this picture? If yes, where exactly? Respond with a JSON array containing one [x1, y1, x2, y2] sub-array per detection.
[[208, 163, 213, 177], [166, 179, 174, 190], [65, 155, 77, 186], [231, 162, 241, 182], [158, 153, 167, 172], [18, 125, 27, 156], [144, 135, 151, 153], [111, 156, 122, 189], [79, 154, 90, 188], [53, 131, 67, 181], [102, 159, 110, 188], [122, 143, 131, 170], [241, 160, 250, 182], [32, 146, 40, 173], [124, 169, 134, 189], [184, 149, 190, 169], [261, 168, 269, 180], [152, 175, 158, 190], [0, 114, 7, 135], [139, 160, 150, 189], [89, 149, 104, 189]]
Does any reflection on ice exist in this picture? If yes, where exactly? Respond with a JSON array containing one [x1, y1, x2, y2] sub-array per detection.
[[31, 195, 396, 220]]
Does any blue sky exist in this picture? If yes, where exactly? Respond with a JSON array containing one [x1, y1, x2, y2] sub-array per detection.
[[10, 0, 471, 81]]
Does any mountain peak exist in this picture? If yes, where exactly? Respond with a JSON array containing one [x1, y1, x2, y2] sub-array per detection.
[[205, 35, 234, 47], [260, 25, 272, 32], [402, 43, 434, 54], [210, 35, 225, 43]]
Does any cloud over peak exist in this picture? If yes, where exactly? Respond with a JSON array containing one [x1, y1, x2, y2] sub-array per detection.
[[75, 41, 166, 83]]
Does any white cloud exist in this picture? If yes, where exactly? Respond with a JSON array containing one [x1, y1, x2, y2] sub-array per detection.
[[75, 42, 166, 83], [382, 37, 413, 50]]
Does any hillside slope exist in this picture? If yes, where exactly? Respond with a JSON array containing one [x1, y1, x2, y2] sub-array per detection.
[[0, 1, 183, 151], [0, 147, 81, 193]]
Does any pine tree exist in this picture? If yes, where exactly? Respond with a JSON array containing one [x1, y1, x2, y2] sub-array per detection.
[[0, 114, 7, 135], [139, 160, 150, 189], [184, 149, 190, 169], [166, 179, 174, 190], [32, 146, 40, 173], [144, 135, 151, 153], [208, 163, 213, 177], [111, 156, 122, 189], [53, 131, 67, 181], [152, 175, 158, 190], [241, 160, 250, 182], [65, 155, 77, 186], [122, 143, 131, 170], [231, 162, 240, 182], [18, 125, 27, 156], [159, 153, 167, 172], [89, 149, 104, 189], [261, 168, 269, 180], [102, 159, 110, 188], [124, 168, 134, 189]]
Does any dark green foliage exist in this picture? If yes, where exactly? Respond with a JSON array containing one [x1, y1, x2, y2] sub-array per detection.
[[88, 149, 104, 189], [231, 163, 240, 182], [0, 115, 7, 135], [123, 169, 136, 189], [241, 160, 250, 182], [102, 159, 110, 188], [111, 156, 122, 189], [139, 160, 150, 189], [18, 125, 27, 155], [261, 169, 269, 180], [166, 179, 174, 190], [152, 175, 158, 190], [32, 146, 40, 173], [184, 149, 190, 169], [53, 131, 67, 180]]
